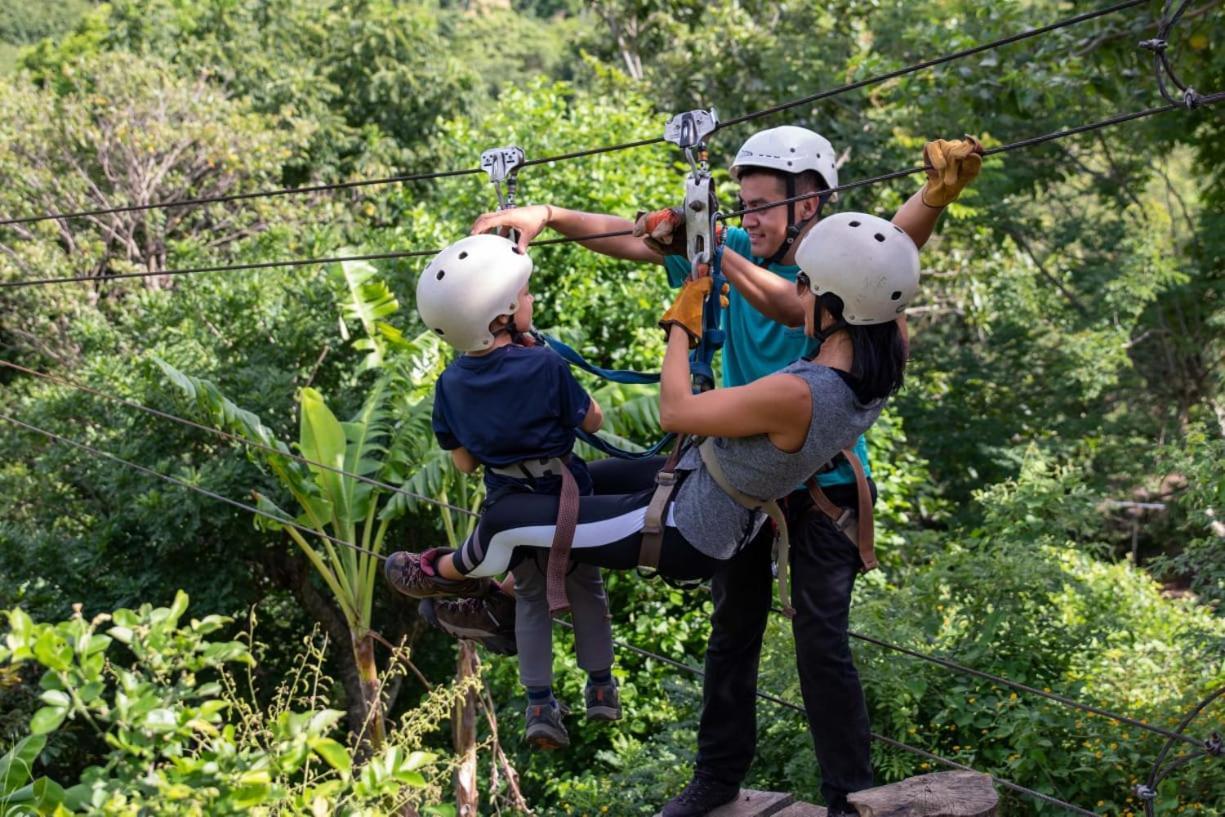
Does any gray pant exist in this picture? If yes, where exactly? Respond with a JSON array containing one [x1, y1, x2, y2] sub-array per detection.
[[510, 552, 614, 688]]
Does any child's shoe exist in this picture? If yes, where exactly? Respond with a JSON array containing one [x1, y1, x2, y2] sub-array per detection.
[[525, 700, 569, 750], [584, 679, 622, 721], [384, 548, 495, 599]]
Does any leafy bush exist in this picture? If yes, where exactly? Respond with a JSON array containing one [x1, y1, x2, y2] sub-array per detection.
[[0, 592, 455, 816]]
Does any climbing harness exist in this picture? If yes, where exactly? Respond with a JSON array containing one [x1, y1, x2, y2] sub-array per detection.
[[696, 437, 876, 618], [488, 456, 579, 616]]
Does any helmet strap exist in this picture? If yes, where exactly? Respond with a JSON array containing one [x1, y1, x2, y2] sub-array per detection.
[[766, 176, 828, 266]]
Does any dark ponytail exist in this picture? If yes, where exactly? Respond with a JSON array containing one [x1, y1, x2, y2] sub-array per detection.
[[817, 294, 907, 402]]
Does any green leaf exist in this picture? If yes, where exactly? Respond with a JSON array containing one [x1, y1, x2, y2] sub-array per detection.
[[310, 738, 352, 774], [299, 387, 352, 530], [29, 706, 67, 735], [0, 734, 46, 795]]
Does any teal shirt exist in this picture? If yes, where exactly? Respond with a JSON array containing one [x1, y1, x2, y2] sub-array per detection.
[[663, 226, 871, 487]]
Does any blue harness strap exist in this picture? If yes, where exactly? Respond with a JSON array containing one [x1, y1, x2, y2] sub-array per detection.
[[539, 333, 660, 384]]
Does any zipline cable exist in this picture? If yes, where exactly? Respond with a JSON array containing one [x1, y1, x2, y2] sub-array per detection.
[[1138, 686, 1224, 817], [0, 411, 389, 562], [715, 0, 1148, 130], [722, 95, 1225, 221], [0, 0, 1149, 229], [9, 92, 1222, 291], [0, 228, 636, 289], [0, 359, 482, 520], [553, 618, 1100, 817], [846, 629, 1206, 749]]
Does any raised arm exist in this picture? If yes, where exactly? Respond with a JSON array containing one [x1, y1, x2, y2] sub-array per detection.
[[471, 204, 660, 263], [893, 135, 984, 248], [658, 324, 807, 438], [720, 247, 806, 328]]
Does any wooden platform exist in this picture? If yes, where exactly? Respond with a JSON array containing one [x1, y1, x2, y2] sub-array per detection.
[[657, 772, 996, 817]]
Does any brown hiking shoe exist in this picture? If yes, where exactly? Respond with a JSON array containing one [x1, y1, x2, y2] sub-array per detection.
[[421, 590, 518, 656], [383, 549, 496, 599]]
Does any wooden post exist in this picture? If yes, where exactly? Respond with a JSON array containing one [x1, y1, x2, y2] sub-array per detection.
[[453, 641, 479, 816]]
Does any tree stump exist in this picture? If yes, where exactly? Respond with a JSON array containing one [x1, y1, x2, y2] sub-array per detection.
[[847, 771, 997, 817]]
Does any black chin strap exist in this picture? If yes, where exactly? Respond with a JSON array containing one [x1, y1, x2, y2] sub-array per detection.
[[765, 175, 826, 266]]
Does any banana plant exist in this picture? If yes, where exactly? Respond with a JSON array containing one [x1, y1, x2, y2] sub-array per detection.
[[154, 258, 466, 749]]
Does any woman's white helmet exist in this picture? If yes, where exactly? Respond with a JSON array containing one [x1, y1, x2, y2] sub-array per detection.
[[795, 212, 919, 325], [416, 234, 532, 352], [730, 125, 839, 201]]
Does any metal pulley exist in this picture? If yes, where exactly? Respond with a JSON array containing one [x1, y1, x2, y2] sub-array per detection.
[[663, 109, 719, 275], [480, 146, 526, 210]]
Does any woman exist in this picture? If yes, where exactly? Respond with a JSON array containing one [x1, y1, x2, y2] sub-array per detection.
[[385, 211, 917, 600]]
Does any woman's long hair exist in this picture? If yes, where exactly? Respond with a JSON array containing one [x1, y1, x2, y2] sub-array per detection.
[[817, 293, 907, 402]]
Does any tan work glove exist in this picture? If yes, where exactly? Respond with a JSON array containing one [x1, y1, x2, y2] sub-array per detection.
[[921, 135, 984, 208], [634, 207, 687, 256], [659, 276, 730, 348]]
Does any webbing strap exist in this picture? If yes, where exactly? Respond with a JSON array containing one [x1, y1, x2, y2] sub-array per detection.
[[806, 448, 877, 572], [638, 434, 689, 571], [546, 461, 581, 616], [697, 438, 795, 618]]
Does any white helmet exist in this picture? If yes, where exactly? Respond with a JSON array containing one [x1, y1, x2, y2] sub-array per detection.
[[730, 125, 839, 201], [416, 234, 532, 352], [795, 212, 919, 325]]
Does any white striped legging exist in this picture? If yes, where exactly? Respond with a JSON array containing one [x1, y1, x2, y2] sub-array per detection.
[[452, 456, 728, 581]]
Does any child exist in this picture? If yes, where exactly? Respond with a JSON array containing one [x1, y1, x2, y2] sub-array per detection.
[[386, 233, 620, 749]]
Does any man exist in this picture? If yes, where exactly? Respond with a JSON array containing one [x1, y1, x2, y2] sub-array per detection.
[[469, 126, 981, 815]]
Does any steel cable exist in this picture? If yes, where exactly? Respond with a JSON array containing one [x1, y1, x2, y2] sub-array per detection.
[[0, 411, 388, 562], [8, 94, 1221, 292], [0, 0, 1148, 229], [553, 618, 1099, 816], [0, 359, 481, 520]]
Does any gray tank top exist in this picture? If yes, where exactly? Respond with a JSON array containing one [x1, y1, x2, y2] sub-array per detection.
[[671, 361, 883, 560]]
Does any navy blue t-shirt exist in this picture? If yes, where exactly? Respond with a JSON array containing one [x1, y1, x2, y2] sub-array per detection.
[[432, 344, 593, 495]]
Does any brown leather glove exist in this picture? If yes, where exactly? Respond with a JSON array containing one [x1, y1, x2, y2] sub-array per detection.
[[921, 135, 984, 208], [659, 276, 730, 348], [634, 207, 687, 256]]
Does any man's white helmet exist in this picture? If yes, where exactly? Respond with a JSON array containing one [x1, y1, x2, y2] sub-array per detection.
[[416, 234, 532, 352], [730, 125, 839, 201], [795, 212, 919, 325]]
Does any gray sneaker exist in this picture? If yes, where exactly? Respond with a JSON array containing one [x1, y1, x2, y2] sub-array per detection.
[[584, 680, 621, 721], [524, 700, 569, 750]]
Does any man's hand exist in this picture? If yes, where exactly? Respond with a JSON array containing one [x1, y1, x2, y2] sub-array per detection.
[[921, 135, 984, 208], [633, 207, 686, 256], [470, 205, 552, 253], [658, 276, 730, 348]]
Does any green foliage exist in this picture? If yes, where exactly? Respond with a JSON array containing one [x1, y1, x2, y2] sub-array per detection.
[[0, 593, 447, 815], [2, 0, 1225, 814]]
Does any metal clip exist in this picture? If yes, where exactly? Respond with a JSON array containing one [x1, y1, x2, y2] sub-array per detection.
[[1133, 784, 1156, 801], [664, 108, 719, 175], [1207, 732, 1223, 756], [480, 146, 526, 210]]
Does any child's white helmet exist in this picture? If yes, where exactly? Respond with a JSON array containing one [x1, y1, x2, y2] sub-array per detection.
[[795, 212, 919, 325], [416, 234, 532, 352]]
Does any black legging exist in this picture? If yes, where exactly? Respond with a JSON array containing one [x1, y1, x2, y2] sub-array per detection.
[[453, 457, 724, 581]]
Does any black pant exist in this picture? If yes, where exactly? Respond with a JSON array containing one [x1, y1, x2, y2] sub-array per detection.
[[695, 482, 874, 812]]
